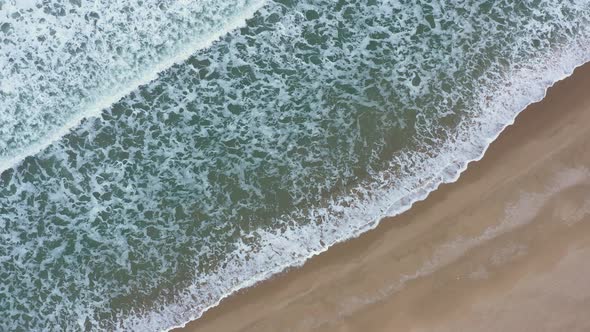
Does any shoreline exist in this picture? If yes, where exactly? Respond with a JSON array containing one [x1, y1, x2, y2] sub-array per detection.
[[175, 61, 590, 332]]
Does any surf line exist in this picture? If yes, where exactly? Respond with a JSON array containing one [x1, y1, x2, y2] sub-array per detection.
[[0, 0, 267, 175]]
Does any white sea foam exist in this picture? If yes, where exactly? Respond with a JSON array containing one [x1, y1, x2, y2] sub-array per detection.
[[1, 1, 590, 331], [133, 8, 590, 332], [0, 0, 267, 174], [149, 44, 590, 332]]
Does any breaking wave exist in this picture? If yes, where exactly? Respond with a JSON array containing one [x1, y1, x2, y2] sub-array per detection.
[[1, 0, 589, 331]]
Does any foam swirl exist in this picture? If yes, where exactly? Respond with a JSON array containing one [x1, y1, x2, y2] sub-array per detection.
[[0, 0, 589, 331]]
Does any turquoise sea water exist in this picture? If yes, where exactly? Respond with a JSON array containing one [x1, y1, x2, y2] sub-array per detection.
[[1, 0, 590, 330]]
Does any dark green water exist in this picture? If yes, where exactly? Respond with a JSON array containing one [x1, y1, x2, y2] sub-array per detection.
[[1, 0, 590, 330]]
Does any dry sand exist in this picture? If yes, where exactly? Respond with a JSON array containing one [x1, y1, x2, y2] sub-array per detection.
[[177, 62, 590, 332]]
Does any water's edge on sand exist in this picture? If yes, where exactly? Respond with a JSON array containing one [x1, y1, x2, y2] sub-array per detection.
[[176, 61, 590, 331]]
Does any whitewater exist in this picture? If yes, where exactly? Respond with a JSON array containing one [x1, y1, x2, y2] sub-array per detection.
[[1, 0, 590, 331], [0, 0, 267, 174]]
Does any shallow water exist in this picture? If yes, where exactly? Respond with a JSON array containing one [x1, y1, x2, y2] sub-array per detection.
[[1, 0, 590, 330]]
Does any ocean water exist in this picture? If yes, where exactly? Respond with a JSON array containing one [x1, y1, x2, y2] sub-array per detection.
[[1, 0, 590, 330]]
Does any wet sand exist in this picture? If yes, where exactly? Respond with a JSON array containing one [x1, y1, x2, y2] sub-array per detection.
[[176, 62, 590, 332]]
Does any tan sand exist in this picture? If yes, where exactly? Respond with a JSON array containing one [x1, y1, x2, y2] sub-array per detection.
[[176, 62, 590, 332]]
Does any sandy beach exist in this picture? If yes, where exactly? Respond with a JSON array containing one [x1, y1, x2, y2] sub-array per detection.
[[177, 62, 590, 332]]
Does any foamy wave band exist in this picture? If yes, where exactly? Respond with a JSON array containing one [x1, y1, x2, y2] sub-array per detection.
[[124, 38, 590, 332], [1, 1, 590, 331], [0, 0, 266, 174]]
